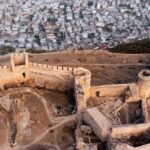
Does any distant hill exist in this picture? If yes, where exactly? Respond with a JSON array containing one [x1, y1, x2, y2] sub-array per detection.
[[110, 39, 150, 54]]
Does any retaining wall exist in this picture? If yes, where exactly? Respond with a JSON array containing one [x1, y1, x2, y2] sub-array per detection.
[[90, 84, 130, 97], [0, 52, 77, 91], [111, 123, 150, 138], [0, 63, 76, 91], [109, 123, 150, 150]]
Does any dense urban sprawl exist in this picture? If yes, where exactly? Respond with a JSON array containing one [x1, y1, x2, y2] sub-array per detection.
[[0, 0, 150, 51]]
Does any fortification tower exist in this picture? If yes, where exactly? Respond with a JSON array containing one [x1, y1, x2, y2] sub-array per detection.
[[138, 69, 150, 98], [10, 53, 28, 72]]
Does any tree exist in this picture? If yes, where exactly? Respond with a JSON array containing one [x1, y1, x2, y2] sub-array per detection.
[[0, 45, 15, 55], [110, 38, 150, 54]]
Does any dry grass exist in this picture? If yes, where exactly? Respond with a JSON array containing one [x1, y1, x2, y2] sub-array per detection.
[[29, 51, 150, 85]]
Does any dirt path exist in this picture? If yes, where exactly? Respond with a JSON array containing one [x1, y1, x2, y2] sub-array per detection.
[[28, 89, 70, 123], [26, 89, 54, 123], [6, 88, 64, 123], [6, 115, 76, 150], [1, 88, 76, 150]]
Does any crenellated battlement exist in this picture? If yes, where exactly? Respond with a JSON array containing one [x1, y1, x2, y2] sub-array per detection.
[[0, 53, 78, 91], [29, 62, 77, 74], [0, 53, 77, 74]]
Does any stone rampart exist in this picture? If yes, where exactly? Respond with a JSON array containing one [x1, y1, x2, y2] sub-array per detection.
[[109, 123, 150, 150], [90, 83, 139, 98], [142, 99, 149, 123], [28, 72, 73, 91], [90, 84, 129, 98], [0, 53, 76, 91], [74, 67, 91, 112], [111, 123, 150, 138], [29, 62, 76, 74]]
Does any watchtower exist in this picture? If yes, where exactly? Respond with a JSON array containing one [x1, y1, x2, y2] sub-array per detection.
[[138, 69, 150, 98], [10, 53, 28, 72]]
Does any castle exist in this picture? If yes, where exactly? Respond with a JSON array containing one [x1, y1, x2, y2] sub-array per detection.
[[0, 53, 150, 150]]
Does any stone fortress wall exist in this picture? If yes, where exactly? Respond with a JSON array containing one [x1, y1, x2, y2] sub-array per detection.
[[0, 53, 150, 150], [0, 53, 77, 90], [73, 57, 150, 149]]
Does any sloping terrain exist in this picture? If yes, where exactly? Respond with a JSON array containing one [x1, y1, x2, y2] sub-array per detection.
[[29, 50, 150, 85]]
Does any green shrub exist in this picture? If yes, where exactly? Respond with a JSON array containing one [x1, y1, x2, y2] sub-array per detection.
[[26, 48, 48, 53], [110, 38, 150, 54], [0, 45, 15, 55]]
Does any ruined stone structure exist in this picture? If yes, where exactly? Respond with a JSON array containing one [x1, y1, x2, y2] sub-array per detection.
[[0, 53, 75, 91], [1, 53, 150, 150]]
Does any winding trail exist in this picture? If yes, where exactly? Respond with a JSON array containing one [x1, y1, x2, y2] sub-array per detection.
[[26, 88, 54, 123], [5, 114, 76, 150], [21, 114, 76, 150], [2, 88, 76, 150], [6, 87, 68, 123], [27, 88, 72, 123]]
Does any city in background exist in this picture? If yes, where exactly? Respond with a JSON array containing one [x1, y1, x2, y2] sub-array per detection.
[[0, 0, 150, 51]]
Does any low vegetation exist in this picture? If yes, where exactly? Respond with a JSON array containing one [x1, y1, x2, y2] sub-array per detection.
[[0, 45, 15, 55], [26, 48, 49, 53], [110, 38, 150, 54], [1, 38, 150, 55]]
